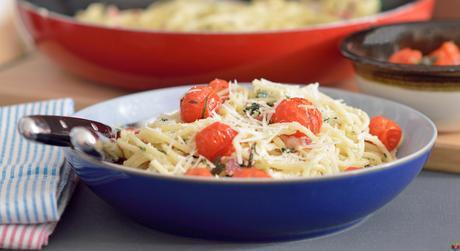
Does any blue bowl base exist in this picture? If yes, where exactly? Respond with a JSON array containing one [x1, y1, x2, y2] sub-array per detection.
[[134, 216, 369, 243]]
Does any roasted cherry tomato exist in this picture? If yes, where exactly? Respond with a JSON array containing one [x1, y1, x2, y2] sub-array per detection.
[[209, 79, 229, 92], [180, 86, 222, 123], [209, 79, 230, 100], [233, 168, 271, 178], [344, 166, 361, 171], [430, 41, 460, 66], [279, 135, 311, 149], [185, 167, 213, 177], [270, 97, 322, 138], [389, 48, 423, 64], [195, 122, 238, 161], [124, 127, 140, 134], [369, 116, 403, 151]]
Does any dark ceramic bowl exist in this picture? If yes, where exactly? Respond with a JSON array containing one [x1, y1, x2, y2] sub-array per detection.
[[341, 21, 460, 132], [65, 84, 436, 241], [17, 0, 434, 90]]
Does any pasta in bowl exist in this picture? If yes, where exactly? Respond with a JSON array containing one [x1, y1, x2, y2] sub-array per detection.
[[65, 80, 435, 241], [104, 79, 402, 179]]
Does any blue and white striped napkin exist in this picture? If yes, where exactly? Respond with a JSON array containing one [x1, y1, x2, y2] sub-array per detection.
[[0, 99, 78, 250]]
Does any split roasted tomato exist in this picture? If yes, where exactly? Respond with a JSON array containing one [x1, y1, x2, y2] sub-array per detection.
[[180, 86, 222, 123], [209, 79, 229, 92], [369, 116, 403, 151], [429, 41, 460, 66], [389, 48, 423, 64], [195, 122, 238, 162], [185, 167, 213, 177], [344, 166, 361, 171], [233, 168, 271, 178], [209, 78, 230, 100], [270, 98, 322, 146]]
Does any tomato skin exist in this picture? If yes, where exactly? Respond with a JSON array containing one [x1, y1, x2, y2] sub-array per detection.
[[389, 42, 460, 66], [344, 166, 361, 171], [180, 86, 222, 123], [233, 168, 271, 178], [195, 122, 238, 161], [209, 79, 229, 92], [279, 135, 311, 149], [389, 48, 423, 64], [209, 79, 230, 100], [270, 98, 323, 137], [369, 116, 403, 151], [430, 41, 460, 66], [124, 127, 140, 134], [185, 167, 212, 177]]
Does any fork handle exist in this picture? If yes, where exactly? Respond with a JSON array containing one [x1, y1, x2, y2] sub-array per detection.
[[17, 115, 113, 147]]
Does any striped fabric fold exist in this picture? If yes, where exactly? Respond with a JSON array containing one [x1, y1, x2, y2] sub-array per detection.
[[0, 99, 77, 250]]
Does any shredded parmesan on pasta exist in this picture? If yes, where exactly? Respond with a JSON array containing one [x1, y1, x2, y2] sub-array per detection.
[[103, 79, 397, 178]]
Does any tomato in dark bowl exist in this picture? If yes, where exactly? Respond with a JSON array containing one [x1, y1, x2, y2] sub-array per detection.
[[341, 21, 460, 132]]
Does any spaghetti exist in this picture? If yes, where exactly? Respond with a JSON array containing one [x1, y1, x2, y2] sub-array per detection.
[[102, 79, 402, 179]]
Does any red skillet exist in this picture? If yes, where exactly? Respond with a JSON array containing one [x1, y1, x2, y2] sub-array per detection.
[[17, 0, 434, 90]]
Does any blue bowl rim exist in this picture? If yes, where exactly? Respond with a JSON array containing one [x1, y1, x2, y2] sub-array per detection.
[[18, 0, 426, 36], [70, 84, 437, 184]]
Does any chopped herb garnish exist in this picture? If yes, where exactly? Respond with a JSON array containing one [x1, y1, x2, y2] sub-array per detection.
[[160, 118, 168, 122], [323, 118, 330, 122], [383, 153, 388, 158], [211, 157, 226, 175], [201, 95, 209, 119], [243, 103, 261, 116], [138, 146, 146, 152], [256, 91, 268, 98], [247, 144, 256, 167], [281, 147, 294, 153]]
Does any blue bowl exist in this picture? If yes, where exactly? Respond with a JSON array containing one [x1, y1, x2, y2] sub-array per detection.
[[65, 85, 437, 241]]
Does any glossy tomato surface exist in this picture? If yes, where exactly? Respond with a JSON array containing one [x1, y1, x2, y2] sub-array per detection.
[[18, 0, 434, 90]]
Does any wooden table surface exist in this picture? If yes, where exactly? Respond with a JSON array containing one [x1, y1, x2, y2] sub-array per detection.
[[0, 53, 458, 173], [0, 53, 126, 109]]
